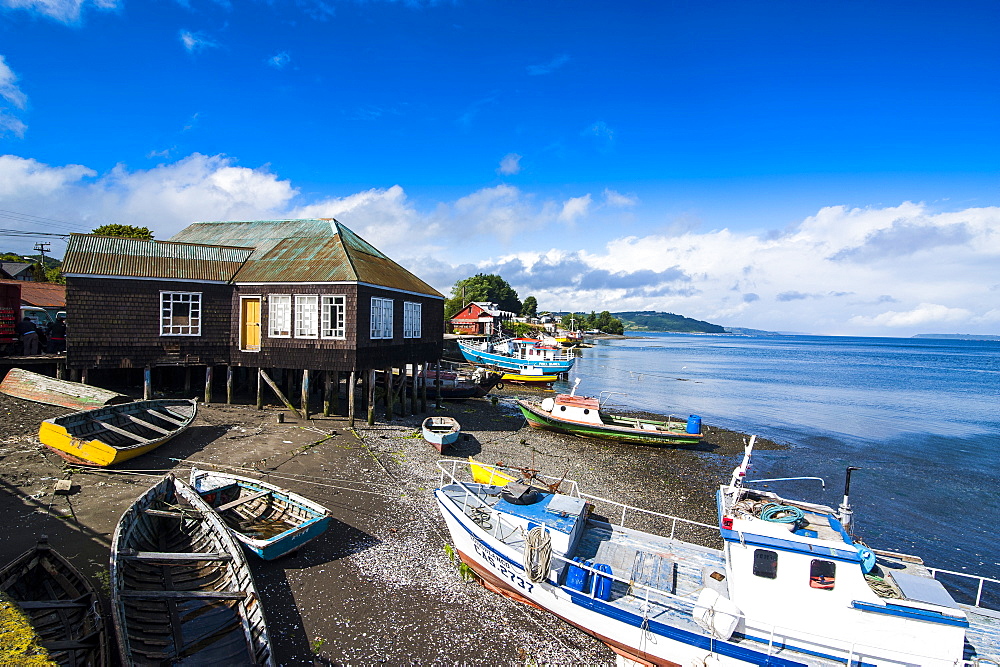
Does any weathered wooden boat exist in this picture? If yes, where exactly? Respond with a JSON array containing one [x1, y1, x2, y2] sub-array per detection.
[[38, 398, 197, 466], [458, 336, 576, 373], [1, 367, 130, 410], [421, 416, 461, 453], [417, 368, 502, 400], [0, 537, 108, 666], [518, 383, 702, 445], [111, 474, 274, 665], [190, 468, 333, 560], [435, 438, 1000, 666]]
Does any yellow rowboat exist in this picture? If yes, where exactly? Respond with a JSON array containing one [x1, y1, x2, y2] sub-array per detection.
[[500, 371, 558, 385], [38, 399, 198, 466], [468, 457, 516, 486]]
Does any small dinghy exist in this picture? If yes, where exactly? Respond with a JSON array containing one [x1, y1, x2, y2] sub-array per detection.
[[0, 537, 108, 666], [422, 416, 461, 453], [111, 474, 274, 666], [0, 367, 130, 410], [38, 398, 197, 466], [190, 468, 333, 561]]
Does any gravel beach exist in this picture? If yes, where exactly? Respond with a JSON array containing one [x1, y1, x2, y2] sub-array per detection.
[[0, 384, 784, 666]]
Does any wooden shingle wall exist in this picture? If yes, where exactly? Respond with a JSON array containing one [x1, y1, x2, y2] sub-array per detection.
[[66, 278, 232, 370]]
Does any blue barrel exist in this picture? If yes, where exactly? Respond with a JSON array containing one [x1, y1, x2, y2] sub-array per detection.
[[565, 557, 588, 591], [686, 415, 702, 434], [593, 563, 613, 601]]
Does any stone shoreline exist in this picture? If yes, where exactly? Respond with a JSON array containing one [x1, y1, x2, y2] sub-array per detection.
[[0, 386, 783, 665]]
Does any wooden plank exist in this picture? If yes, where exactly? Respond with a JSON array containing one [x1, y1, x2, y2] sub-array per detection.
[[87, 417, 146, 442], [216, 490, 271, 513], [16, 600, 89, 609], [144, 508, 202, 519], [120, 551, 232, 562], [41, 640, 97, 650], [126, 414, 172, 435], [119, 590, 247, 600], [258, 368, 305, 419], [146, 409, 187, 427]]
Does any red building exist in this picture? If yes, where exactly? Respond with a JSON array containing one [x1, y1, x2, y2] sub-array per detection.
[[449, 302, 514, 335]]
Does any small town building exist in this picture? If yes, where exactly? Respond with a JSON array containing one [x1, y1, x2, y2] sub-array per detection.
[[61, 219, 445, 421], [449, 301, 515, 335], [1, 262, 37, 281]]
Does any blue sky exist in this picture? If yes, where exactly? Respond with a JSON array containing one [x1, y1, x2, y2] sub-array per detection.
[[1, 0, 998, 336]]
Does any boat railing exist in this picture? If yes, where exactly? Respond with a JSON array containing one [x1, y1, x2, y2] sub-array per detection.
[[926, 565, 1000, 610], [579, 490, 720, 546], [437, 458, 582, 498]]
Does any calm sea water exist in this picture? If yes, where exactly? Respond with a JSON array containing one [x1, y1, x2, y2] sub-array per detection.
[[557, 333, 1000, 582]]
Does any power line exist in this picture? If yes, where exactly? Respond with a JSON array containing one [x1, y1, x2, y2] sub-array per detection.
[[0, 208, 91, 233]]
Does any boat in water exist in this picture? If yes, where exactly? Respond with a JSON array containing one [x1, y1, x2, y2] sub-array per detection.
[[434, 438, 1000, 666], [190, 468, 333, 560], [111, 474, 274, 665], [518, 382, 702, 445], [38, 398, 198, 466], [0, 537, 108, 666], [458, 336, 576, 374], [422, 416, 461, 453]]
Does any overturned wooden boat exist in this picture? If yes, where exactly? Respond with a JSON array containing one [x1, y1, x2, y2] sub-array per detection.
[[421, 416, 461, 453], [111, 474, 274, 665], [190, 468, 333, 561], [38, 398, 197, 466], [1, 367, 130, 410], [0, 537, 108, 666]]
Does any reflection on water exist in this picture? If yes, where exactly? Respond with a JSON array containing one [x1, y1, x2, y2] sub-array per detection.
[[560, 334, 1000, 580]]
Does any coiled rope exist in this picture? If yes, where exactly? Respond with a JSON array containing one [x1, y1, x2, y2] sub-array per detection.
[[759, 503, 804, 524], [523, 526, 552, 582]]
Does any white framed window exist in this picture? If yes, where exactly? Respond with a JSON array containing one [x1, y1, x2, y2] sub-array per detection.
[[295, 295, 319, 338], [321, 295, 346, 339], [370, 297, 393, 339], [268, 295, 292, 338], [403, 301, 422, 338], [160, 291, 201, 336]]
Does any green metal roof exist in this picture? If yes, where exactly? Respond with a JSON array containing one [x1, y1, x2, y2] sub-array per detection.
[[62, 234, 254, 282], [169, 219, 442, 297]]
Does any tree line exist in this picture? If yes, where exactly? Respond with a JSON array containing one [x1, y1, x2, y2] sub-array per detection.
[[445, 273, 624, 335]]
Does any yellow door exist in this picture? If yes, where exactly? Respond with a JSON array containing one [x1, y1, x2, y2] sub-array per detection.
[[241, 298, 261, 351]]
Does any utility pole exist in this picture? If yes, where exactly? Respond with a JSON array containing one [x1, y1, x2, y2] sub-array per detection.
[[33, 242, 50, 265]]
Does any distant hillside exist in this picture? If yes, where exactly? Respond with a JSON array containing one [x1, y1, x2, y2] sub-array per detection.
[[913, 333, 1000, 341], [613, 311, 726, 333]]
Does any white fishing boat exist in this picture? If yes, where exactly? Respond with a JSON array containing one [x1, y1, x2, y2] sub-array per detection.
[[458, 336, 576, 373], [434, 438, 1000, 666]]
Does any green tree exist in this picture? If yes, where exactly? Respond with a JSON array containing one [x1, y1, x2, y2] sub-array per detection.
[[444, 274, 521, 319], [45, 267, 65, 284], [91, 224, 154, 239], [30, 263, 47, 282], [561, 312, 580, 330], [521, 296, 538, 318]]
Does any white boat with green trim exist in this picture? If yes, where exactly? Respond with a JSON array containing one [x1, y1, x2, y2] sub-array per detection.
[[433, 438, 1000, 666]]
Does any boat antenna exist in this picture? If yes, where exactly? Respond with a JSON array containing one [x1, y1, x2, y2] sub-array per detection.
[[569, 377, 581, 397], [838, 466, 861, 533]]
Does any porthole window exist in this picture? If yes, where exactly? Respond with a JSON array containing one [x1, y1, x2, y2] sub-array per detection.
[[560, 406, 567, 411], [583, 409, 590, 414], [752, 549, 778, 579], [810, 559, 836, 590]]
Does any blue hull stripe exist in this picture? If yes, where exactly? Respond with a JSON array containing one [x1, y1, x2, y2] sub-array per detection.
[[458, 345, 575, 373], [436, 491, 814, 666]]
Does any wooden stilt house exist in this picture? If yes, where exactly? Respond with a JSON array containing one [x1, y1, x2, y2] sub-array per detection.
[[61, 219, 444, 419]]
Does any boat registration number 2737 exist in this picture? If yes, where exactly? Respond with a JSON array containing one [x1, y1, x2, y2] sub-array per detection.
[[473, 540, 534, 594]]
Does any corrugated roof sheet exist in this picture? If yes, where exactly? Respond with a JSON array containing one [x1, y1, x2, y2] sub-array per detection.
[[0, 279, 66, 307], [169, 219, 442, 297], [62, 234, 254, 282]]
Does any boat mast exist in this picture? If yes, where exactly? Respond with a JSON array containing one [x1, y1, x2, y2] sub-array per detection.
[[837, 466, 861, 533]]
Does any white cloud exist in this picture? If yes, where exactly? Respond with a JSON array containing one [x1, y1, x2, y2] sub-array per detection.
[[526, 54, 569, 76], [0, 0, 118, 23], [267, 51, 291, 69], [179, 30, 219, 53], [2, 154, 996, 337], [497, 153, 521, 176], [0, 56, 27, 138], [558, 194, 591, 224], [602, 188, 636, 207], [849, 303, 972, 328]]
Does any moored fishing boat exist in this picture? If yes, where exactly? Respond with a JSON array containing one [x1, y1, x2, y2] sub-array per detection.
[[518, 382, 702, 445], [458, 336, 576, 373], [500, 367, 558, 386], [190, 468, 333, 560], [111, 474, 274, 665], [421, 416, 461, 453], [434, 439, 1000, 666], [38, 398, 198, 466], [0, 537, 108, 666]]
